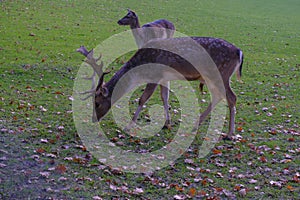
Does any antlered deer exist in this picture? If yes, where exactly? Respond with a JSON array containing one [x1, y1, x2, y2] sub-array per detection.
[[77, 36, 243, 140], [118, 9, 175, 48]]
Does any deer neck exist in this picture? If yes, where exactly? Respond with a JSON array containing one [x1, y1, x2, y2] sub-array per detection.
[[129, 19, 144, 48], [130, 17, 140, 29], [104, 62, 135, 104]]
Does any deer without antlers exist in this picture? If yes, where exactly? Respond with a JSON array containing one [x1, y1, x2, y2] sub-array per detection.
[[77, 37, 244, 140], [118, 9, 175, 48], [118, 9, 178, 120]]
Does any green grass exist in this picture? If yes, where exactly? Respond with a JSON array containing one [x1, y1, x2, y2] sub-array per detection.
[[1, 0, 299, 199]]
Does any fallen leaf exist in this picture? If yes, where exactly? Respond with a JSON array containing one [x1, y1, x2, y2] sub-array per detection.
[[234, 185, 241, 191], [0, 128, 8, 133], [280, 159, 292, 163], [249, 179, 257, 184], [93, 196, 103, 200], [212, 149, 222, 155], [214, 187, 223, 192], [75, 145, 87, 151], [270, 180, 282, 187], [0, 163, 7, 168], [58, 177, 68, 181], [73, 157, 86, 164], [201, 179, 207, 186], [39, 106, 47, 112], [68, 96, 74, 101], [216, 172, 224, 178], [237, 126, 243, 132], [237, 174, 245, 179], [40, 138, 48, 143], [284, 154, 292, 159], [188, 188, 197, 197], [55, 91, 64, 95], [133, 187, 144, 194], [286, 185, 295, 192], [184, 158, 194, 164], [269, 129, 277, 135], [175, 185, 184, 192], [36, 148, 45, 154], [259, 156, 267, 163], [254, 186, 261, 190], [55, 164, 67, 174], [247, 143, 256, 150], [198, 190, 207, 196], [292, 175, 299, 183], [234, 153, 243, 160], [239, 188, 247, 197], [109, 184, 117, 191], [46, 153, 57, 158], [118, 185, 129, 193], [174, 194, 186, 200], [39, 171, 50, 178]]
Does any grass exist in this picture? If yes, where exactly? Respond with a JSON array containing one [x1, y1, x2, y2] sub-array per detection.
[[0, 0, 299, 199]]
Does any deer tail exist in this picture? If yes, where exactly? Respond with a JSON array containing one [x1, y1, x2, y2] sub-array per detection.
[[236, 49, 243, 81]]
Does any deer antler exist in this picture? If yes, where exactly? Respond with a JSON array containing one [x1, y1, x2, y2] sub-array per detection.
[[76, 46, 107, 100]]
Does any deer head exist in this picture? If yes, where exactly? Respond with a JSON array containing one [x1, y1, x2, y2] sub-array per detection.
[[94, 71, 112, 121], [77, 46, 111, 121], [117, 9, 138, 26]]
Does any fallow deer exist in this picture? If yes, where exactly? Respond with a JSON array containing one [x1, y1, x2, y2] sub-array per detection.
[[117, 9, 175, 48], [77, 36, 244, 140], [117, 9, 176, 125]]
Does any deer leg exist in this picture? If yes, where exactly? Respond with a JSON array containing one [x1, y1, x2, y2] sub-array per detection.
[[198, 88, 237, 140], [125, 83, 158, 131], [199, 83, 204, 94], [160, 81, 171, 129], [198, 102, 212, 126], [224, 87, 237, 140], [198, 93, 222, 128]]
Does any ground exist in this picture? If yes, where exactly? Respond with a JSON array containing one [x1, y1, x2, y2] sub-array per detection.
[[0, 0, 299, 199]]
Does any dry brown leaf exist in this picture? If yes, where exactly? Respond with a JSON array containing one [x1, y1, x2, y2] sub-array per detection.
[[286, 185, 295, 192], [175, 185, 184, 192], [212, 149, 222, 155], [55, 164, 67, 174], [189, 188, 197, 197], [36, 148, 45, 154], [259, 156, 267, 163]]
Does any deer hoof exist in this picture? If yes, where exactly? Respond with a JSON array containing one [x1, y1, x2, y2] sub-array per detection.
[[222, 135, 233, 141], [124, 121, 140, 133], [123, 124, 133, 133], [162, 124, 172, 130]]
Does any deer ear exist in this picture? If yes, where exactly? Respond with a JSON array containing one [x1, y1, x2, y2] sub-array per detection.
[[127, 9, 136, 17], [101, 87, 109, 97]]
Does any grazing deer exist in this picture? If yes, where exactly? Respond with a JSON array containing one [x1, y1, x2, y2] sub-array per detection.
[[118, 9, 175, 48], [77, 37, 244, 140]]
